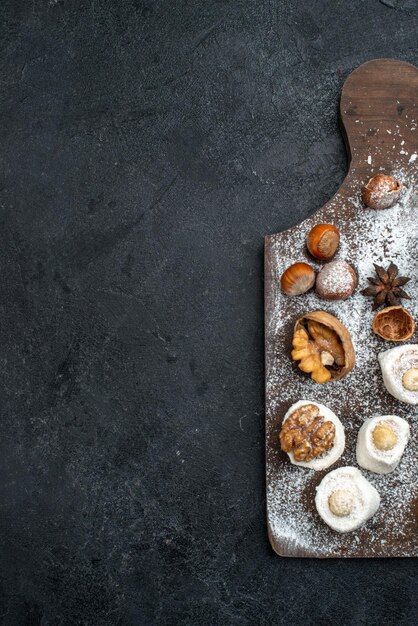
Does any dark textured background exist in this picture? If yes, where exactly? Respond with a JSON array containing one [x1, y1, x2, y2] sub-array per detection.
[[0, 1, 417, 624]]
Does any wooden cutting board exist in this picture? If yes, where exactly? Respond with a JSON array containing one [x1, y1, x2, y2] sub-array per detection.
[[265, 59, 418, 558]]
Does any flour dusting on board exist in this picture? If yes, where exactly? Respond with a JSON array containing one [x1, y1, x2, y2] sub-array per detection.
[[266, 165, 418, 557]]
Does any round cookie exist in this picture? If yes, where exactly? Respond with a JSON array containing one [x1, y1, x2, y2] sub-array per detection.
[[378, 344, 418, 405], [315, 466, 380, 533], [279, 400, 345, 471], [356, 415, 410, 474]]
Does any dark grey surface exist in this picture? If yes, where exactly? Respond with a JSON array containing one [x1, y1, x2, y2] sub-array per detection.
[[0, 1, 417, 624]]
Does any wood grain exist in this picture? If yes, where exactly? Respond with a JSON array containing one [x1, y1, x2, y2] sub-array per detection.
[[265, 59, 418, 558]]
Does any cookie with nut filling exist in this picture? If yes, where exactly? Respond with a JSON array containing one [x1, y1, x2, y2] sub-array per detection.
[[279, 400, 345, 471], [356, 415, 410, 474], [378, 344, 418, 405], [315, 466, 380, 533]]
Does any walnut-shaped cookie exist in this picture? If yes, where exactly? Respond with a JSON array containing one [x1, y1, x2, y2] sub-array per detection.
[[279, 400, 345, 471]]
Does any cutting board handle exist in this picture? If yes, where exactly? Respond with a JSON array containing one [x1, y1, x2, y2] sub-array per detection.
[[340, 59, 418, 174]]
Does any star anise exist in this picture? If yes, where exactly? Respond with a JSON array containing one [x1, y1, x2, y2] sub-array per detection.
[[361, 262, 411, 310]]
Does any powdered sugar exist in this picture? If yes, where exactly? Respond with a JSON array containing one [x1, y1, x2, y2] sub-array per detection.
[[265, 164, 418, 557]]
